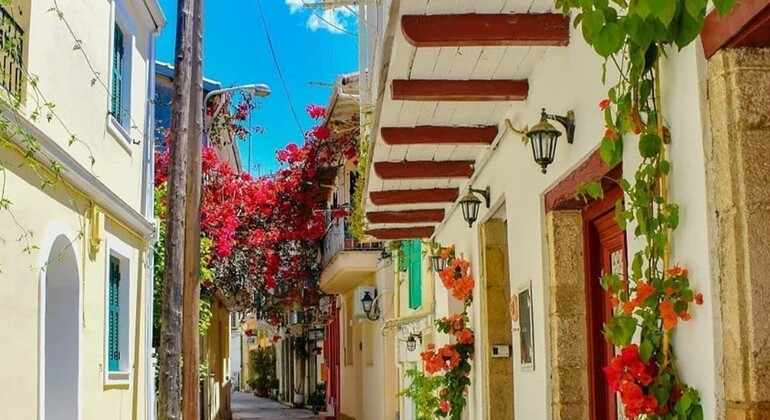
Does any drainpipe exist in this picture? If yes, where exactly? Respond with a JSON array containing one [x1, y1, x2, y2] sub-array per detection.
[[142, 27, 160, 420]]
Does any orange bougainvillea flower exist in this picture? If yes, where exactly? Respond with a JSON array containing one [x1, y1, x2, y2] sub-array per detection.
[[666, 265, 689, 277], [605, 128, 618, 139], [456, 328, 474, 345], [694, 293, 704, 305], [664, 287, 675, 297], [610, 296, 620, 308], [635, 281, 655, 302], [623, 301, 636, 314], [439, 400, 451, 413], [679, 311, 692, 322], [660, 301, 677, 331]]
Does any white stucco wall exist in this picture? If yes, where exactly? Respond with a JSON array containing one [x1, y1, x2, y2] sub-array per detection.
[[432, 31, 719, 419]]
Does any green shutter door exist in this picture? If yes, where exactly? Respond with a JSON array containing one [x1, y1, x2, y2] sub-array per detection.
[[108, 256, 121, 372], [408, 239, 422, 309], [110, 25, 124, 121]]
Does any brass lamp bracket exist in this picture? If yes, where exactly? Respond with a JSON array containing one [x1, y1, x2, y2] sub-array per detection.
[[504, 118, 529, 144]]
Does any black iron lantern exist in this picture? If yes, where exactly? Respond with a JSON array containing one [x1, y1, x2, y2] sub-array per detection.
[[525, 108, 576, 174], [361, 291, 374, 314], [406, 335, 417, 352], [360, 290, 379, 321], [430, 254, 447, 272], [459, 186, 491, 228]]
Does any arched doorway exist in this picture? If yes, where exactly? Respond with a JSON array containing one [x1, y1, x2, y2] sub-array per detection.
[[43, 234, 80, 420]]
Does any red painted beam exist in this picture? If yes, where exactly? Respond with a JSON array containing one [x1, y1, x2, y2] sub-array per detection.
[[367, 209, 445, 224], [367, 226, 435, 240], [402, 13, 570, 47], [381, 126, 498, 146], [392, 80, 528, 101], [374, 161, 474, 179], [702, 0, 770, 58], [370, 188, 459, 205]]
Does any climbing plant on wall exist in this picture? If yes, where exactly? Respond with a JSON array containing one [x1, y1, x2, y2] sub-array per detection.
[[557, 0, 737, 418], [400, 246, 474, 420]]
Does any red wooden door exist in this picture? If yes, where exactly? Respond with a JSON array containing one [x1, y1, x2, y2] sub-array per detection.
[[584, 187, 626, 420]]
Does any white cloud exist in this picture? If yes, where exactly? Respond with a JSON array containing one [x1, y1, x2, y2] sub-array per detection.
[[284, 0, 356, 34]]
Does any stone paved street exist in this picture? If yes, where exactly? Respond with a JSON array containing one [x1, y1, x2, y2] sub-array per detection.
[[231, 392, 318, 420]]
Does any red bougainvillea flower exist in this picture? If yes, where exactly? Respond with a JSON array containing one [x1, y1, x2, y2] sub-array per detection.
[[439, 400, 451, 413], [330, 208, 349, 219], [599, 98, 612, 110], [605, 127, 618, 139], [306, 104, 326, 119], [311, 124, 331, 140], [694, 293, 704, 305], [604, 344, 660, 418]]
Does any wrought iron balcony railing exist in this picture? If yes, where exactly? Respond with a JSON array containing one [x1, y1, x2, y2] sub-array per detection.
[[0, 5, 24, 98], [322, 211, 383, 268]]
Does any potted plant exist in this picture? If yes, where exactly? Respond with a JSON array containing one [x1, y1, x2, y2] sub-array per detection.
[[291, 334, 309, 407], [307, 384, 326, 414]]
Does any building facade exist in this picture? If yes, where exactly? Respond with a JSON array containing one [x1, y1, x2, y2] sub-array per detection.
[[0, 0, 164, 419], [354, 1, 770, 419]]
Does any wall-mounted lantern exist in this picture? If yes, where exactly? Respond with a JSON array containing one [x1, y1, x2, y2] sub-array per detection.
[[506, 108, 576, 174], [459, 186, 490, 228], [406, 334, 422, 352], [360, 290, 380, 321]]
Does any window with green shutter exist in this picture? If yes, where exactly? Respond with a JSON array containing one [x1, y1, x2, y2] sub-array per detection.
[[108, 256, 121, 372], [110, 24, 125, 125], [407, 239, 422, 309]]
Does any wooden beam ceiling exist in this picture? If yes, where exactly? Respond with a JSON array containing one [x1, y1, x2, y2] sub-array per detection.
[[392, 80, 528, 101], [367, 209, 445, 224], [370, 188, 459, 206], [381, 126, 498, 146], [374, 161, 474, 179], [367, 226, 436, 240], [402, 13, 570, 47]]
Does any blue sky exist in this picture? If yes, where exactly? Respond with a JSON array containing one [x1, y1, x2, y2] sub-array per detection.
[[155, 0, 359, 175]]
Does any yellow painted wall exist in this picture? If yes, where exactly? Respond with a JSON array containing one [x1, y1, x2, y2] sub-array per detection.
[[0, 0, 160, 418], [204, 300, 232, 420]]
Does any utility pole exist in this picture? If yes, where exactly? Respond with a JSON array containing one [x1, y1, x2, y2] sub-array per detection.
[[158, 0, 194, 417], [183, 0, 204, 417]]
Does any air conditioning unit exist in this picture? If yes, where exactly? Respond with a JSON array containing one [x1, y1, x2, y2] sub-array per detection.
[[353, 286, 376, 319]]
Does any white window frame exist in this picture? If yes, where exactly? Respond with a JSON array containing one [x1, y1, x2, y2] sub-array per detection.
[[106, 0, 136, 148], [103, 234, 135, 384]]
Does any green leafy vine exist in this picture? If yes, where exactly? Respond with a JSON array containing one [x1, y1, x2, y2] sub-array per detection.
[[558, 0, 737, 418]]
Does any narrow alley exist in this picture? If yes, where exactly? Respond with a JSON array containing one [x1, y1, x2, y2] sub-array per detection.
[[231, 392, 318, 420]]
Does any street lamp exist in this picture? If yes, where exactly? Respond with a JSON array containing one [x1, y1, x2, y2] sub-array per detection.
[[203, 84, 271, 134]]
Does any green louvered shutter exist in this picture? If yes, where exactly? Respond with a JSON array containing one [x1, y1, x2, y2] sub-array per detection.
[[408, 239, 422, 309], [110, 25, 124, 123], [108, 256, 121, 372]]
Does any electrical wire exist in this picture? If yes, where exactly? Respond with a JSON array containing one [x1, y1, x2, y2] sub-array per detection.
[[256, 0, 305, 137], [300, 0, 358, 36]]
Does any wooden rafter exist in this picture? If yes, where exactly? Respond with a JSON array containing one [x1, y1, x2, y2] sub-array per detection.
[[367, 209, 445, 224], [366, 226, 436, 240], [370, 188, 459, 205], [374, 161, 474, 179], [392, 80, 528, 101], [381, 126, 498, 146], [402, 13, 570, 47]]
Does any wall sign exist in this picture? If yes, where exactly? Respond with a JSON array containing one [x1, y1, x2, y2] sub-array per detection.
[[517, 281, 535, 371]]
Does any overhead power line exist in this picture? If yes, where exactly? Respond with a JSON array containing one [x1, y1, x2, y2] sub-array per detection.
[[300, 0, 358, 36], [256, 0, 305, 137]]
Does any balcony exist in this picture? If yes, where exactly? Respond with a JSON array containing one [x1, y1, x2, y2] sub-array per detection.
[[319, 213, 383, 295], [0, 4, 25, 98]]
